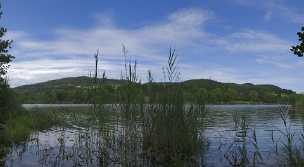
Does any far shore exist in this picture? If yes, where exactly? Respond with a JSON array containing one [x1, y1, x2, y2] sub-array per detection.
[[22, 103, 290, 109]]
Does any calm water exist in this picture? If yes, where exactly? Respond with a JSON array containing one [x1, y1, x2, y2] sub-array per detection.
[[3, 105, 304, 167], [21, 104, 93, 109]]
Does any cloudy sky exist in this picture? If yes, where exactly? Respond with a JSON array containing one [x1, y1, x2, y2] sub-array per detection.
[[2, 0, 304, 91]]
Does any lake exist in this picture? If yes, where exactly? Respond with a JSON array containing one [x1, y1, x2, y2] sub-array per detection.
[[2, 104, 304, 167]]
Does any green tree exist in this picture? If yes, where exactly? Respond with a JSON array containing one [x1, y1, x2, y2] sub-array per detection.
[[291, 26, 304, 57], [0, 3, 14, 115], [290, 26, 304, 106], [210, 88, 223, 104], [0, 5, 14, 80], [224, 88, 238, 102], [194, 88, 208, 105], [249, 90, 258, 102]]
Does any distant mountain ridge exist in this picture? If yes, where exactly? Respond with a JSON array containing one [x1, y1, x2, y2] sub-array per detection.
[[182, 79, 293, 94], [14, 76, 294, 94]]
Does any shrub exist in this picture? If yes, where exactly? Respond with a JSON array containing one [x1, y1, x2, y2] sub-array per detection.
[[0, 80, 17, 123]]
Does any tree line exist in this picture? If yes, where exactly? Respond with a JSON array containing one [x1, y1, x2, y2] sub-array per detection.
[[15, 78, 297, 105]]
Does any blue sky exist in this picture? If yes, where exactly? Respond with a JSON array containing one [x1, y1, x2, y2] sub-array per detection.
[[2, 0, 304, 91]]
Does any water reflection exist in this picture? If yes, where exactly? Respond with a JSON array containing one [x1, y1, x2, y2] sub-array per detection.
[[0, 131, 8, 167], [5, 104, 205, 167], [2, 105, 304, 166]]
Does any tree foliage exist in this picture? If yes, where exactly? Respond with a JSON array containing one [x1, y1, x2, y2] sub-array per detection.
[[291, 26, 304, 57], [14, 77, 296, 105], [0, 5, 13, 80], [0, 4, 13, 80], [0, 3, 14, 115]]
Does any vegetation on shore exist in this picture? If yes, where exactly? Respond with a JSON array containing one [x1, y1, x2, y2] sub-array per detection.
[[14, 76, 298, 105], [0, 4, 15, 124], [3, 109, 64, 141]]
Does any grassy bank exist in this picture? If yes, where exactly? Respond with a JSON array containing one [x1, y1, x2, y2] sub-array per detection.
[[1, 109, 64, 143], [0, 108, 65, 166], [1, 82, 64, 143]]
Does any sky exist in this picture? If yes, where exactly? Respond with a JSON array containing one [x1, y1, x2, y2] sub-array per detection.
[[1, 0, 304, 91]]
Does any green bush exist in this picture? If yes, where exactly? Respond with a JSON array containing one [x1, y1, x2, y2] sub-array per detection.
[[0, 81, 17, 123]]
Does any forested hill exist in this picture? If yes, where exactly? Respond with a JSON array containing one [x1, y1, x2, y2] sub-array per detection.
[[14, 76, 296, 104], [14, 76, 127, 92], [182, 79, 294, 94]]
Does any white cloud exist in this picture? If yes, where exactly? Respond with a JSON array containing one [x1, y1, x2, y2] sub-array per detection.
[[233, 0, 304, 23], [6, 7, 302, 92], [256, 58, 293, 69], [7, 8, 214, 86], [217, 30, 289, 53], [266, 2, 304, 23], [8, 58, 123, 87], [10, 8, 211, 60]]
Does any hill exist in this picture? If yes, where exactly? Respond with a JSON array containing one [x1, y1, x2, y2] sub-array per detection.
[[15, 76, 127, 93], [182, 79, 293, 94], [14, 76, 296, 104]]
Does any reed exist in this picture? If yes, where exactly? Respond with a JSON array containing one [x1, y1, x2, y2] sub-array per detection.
[[83, 47, 208, 166], [275, 106, 304, 167], [1, 109, 64, 144], [224, 111, 263, 167], [0, 46, 204, 167]]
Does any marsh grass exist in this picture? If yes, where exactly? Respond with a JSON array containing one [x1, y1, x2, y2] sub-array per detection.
[[0, 108, 65, 167], [142, 105, 205, 166], [77, 47, 207, 166], [224, 111, 263, 167], [272, 106, 304, 167], [225, 106, 304, 167], [1, 109, 64, 144]]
